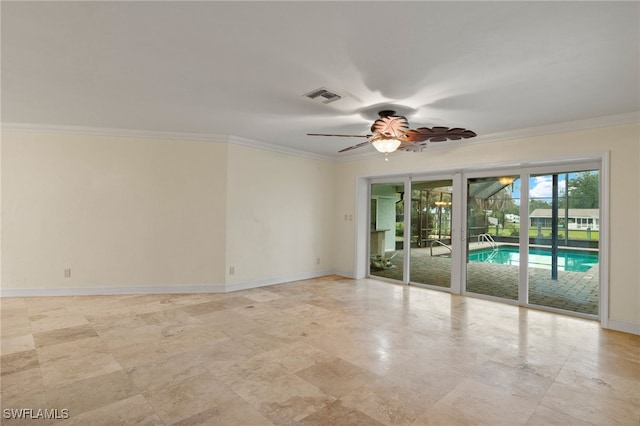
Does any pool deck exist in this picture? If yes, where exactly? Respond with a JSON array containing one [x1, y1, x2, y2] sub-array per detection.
[[371, 242, 599, 315]]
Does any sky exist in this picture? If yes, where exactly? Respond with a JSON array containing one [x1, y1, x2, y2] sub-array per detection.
[[504, 171, 598, 205], [529, 175, 567, 200], [510, 171, 593, 203]]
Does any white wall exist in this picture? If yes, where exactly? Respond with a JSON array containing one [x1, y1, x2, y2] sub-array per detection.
[[2, 123, 638, 333], [224, 144, 335, 289], [333, 123, 640, 331], [1, 131, 228, 292], [1, 131, 336, 294]]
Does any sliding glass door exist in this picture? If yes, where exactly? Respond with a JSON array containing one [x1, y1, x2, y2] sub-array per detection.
[[369, 181, 406, 282], [465, 175, 521, 301], [366, 160, 602, 319], [409, 179, 455, 288], [369, 177, 457, 287], [527, 169, 600, 315]]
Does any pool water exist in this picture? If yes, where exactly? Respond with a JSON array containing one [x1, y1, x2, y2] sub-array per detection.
[[468, 246, 598, 272]]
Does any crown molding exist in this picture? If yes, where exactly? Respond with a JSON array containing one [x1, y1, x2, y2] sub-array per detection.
[[3, 111, 637, 163], [0, 122, 335, 161], [334, 111, 639, 163], [0, 122, 232, 143], [226, 135, 334, 161], [466, 111, 640, 146]]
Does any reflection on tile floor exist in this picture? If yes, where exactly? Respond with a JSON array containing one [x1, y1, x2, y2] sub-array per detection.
[[1, 276, 638, 425]]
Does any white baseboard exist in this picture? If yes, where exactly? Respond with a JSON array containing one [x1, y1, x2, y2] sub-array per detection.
[[0, 270, 338, 298], [605, 319, 640, 336], [332, 269, 356, 280], [224, 269, 336, 292], [0, 284, 227, 297], [7, 271, 636, 337]]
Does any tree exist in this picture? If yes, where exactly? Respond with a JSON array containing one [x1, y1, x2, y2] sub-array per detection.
[[529, 198, 551, 213], [568, 172, 599, 208]]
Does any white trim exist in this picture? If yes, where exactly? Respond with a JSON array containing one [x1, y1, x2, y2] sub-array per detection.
[[0, 270, 336, 298], [227, 135, 334, 161], [223, 269, 334, 293], [465, 112, 639, 146], [599, 151, 610, 328], [354, 177, 369, 280], [605, 319, 640, 336], [463, 291, 521, 307], [460, 173, 469, 294], [402, 178, 412, 284], [0, 284, 227, 297], [334, 269, 356, 279], [451, 173, 464, 294], [5, 112, 637, 163], [408, 281, 455, 294], [335, 112, 639, 163], [359, 153, 611, 325], [526, 301, 598, 320], [0, 122, 334, 161], [0, 122, 232, 143], [519, 169, 531, 306]]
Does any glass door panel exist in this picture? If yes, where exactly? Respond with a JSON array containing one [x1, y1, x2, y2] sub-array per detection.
[[466, 175, 521, 300], [409, 179, 453, 288], [370, 182, 405, 281], [527, 170, 599, 315]]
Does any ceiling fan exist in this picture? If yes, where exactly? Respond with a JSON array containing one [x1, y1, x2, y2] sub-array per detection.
[[308, 110, 477, 158]]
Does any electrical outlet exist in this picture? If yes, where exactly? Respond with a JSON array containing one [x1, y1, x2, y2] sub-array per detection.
[[229, 266, 235, 275], [316, 258, 320, 265], [64, 268, 71, 278]]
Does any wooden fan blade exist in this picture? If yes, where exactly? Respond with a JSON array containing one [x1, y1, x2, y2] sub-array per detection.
[[398, 141, 428, 152], [338, 140, 371, 153], [403, 127, 477, 142], [307, 133, 371, 138], [403, 128, 432, 142]]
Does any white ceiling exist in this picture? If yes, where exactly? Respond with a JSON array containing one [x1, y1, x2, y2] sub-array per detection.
[[2, 1, 639, 158]]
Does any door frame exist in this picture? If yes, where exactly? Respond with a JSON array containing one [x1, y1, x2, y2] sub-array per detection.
[[355, 152, 609, 325]]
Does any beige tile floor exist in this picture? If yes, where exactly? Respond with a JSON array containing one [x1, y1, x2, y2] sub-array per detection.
[[1, 276, 638, 425]]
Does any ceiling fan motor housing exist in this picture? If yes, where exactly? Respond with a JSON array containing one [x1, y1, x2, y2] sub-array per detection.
[[371, 113, 409, 138], [378, 110, 397, 118]]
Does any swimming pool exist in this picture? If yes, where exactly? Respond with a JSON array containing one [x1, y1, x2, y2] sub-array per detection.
[[468, 245, 598, 272]]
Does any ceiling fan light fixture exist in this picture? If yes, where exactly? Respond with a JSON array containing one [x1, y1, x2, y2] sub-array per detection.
[[372, 137, 401, 154], [498, 176, 516, 185]]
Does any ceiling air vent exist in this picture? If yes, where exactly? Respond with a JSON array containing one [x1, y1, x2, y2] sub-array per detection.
[[303, 87, 342, 104]]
